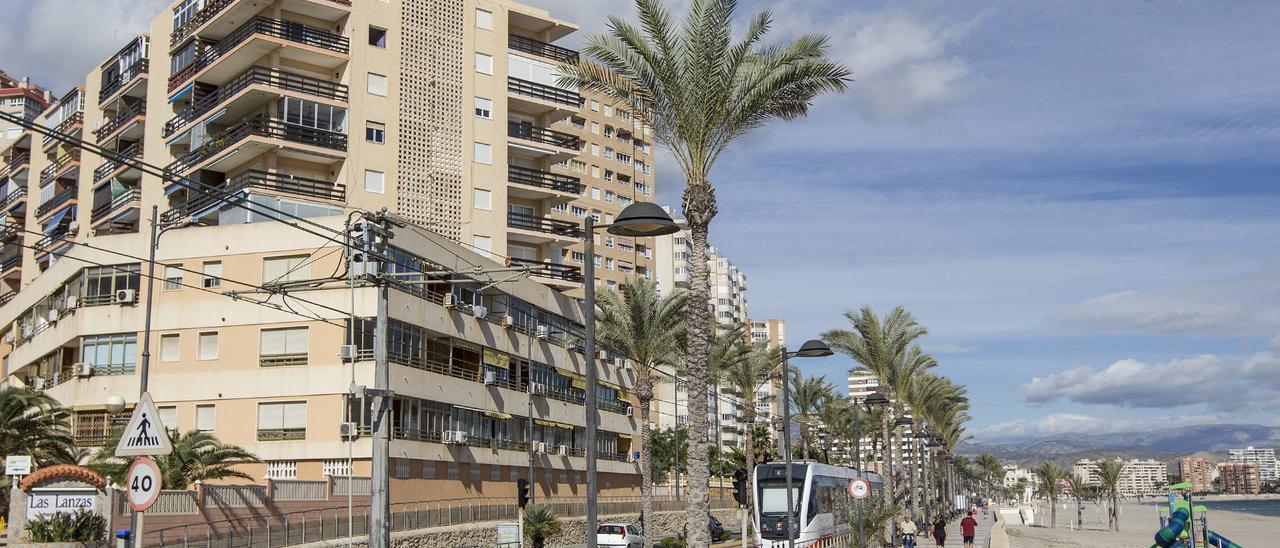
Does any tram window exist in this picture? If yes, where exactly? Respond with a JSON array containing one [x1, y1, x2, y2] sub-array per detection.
[[760, 484, 800, 514]]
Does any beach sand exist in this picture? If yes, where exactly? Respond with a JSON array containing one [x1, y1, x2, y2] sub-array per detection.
[[1004, 502, 1279, 547]]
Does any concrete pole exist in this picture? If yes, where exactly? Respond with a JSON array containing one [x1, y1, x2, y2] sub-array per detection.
[[582, 216, 599, 548], [370, 217, 391, 548], [780, 349, 795, 548], [128, 205, 159, 548]]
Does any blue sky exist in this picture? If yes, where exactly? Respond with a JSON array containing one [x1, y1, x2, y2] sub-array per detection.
[[6, 0, 1279, 442]]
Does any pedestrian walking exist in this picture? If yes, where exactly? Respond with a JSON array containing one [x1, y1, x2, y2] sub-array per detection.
[[960, 511, 979, 548], [931, 517, 947, 546]]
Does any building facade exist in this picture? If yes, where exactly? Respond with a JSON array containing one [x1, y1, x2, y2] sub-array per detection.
[[1178, 457, 1215, 493], [1217, 463, 1261, 495], [1073, 458, 1168, 497], [1229, 446, 1277, 482], [0, 0, 657, 498]]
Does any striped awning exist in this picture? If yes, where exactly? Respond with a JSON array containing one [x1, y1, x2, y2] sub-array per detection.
[[483, 410, 513, 420]]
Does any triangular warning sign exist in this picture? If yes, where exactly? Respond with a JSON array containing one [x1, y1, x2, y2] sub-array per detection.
[[115, 393, 173, 457]]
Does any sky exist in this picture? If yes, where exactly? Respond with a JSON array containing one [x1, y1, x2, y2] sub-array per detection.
[[6, 0, 1280, 443]]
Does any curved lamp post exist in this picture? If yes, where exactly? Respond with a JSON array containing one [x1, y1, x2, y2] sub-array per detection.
[[779, 339, 833, 547], [855, 391, 890, 547], [581, 202, 679, 547]]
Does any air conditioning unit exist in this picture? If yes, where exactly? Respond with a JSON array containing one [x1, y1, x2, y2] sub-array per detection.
[[46, 308, 59, 322], [529, 382, 546, 395], [68, 221, 80, 233], [597, 350, 608, 360], [73, 362, 92, 377], [472, 305, 488, 318], [30, 377, 45, 390], [535, 325, 549, 340], [21, 325, 33, 338], [614, 357, 625, 369], [115, 289, 137, 304], [443, 430, 468, 445], [338, 344, 357, 360], [557, 445, 568, 456], [626, 406, 634, 418], [339, 422, 358, 439], [443, 293, 457, 308], [2, 332, 13, 345], [532, 441, 546, 454], [483, 370, 497, 385], [65, 295, 78, 309], [500, 315, 513, 327]]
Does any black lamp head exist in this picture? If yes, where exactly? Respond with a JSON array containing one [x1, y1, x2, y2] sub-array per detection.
[[606, 202, 680, 237], [864, 392, 890, 406], [794, 339, 833, 358]]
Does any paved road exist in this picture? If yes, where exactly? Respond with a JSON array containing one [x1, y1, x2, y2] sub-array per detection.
[[923, 512, 995, 547]]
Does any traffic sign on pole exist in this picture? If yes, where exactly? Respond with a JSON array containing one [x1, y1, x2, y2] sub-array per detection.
[[126, 457, 162, 512], [115, 393, 173, 457], [849, 477, 871, 499]]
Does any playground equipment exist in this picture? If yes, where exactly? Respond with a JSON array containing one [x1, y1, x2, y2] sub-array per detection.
[[1150, 482, 1242, 548]]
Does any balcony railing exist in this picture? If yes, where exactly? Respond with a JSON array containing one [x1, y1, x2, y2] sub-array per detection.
[[508, 122, 582, 150], [99, 59, 149, 103], [257, 428, 306, 441], [508, 257, 583, 283], [508, 165, 582, 194], [166, 116, 347, 174], [1, 255, 19, 274], [39, 151, 80, 185], [94, 102, 146, 143], [36, 187, 77, 218], [90, 187, 142, 224], [169, 16, 350, 91], [0, 151, 30, 179], [170, 0, 352, 47], [0, 188, 26, 210], [34, 229, 71, 255], [42, 112, 84, 147], [162, 169, 346, 223], [260, 353, 308, 367], [93, 144, 142, 182], [164, 66, 348, 137], [508, 77, 583, 108], [507, 212, 582, 238], [509, 34, 579, 64]]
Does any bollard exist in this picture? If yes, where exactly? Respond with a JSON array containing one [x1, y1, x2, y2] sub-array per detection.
[[116, 529, 131, 548]]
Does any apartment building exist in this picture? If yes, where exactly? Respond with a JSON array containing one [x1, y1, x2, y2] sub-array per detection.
[[1178, 457, 1215, 493], [0, 0, 655, 498], [0, 70, 53, 148], [1073, 458, 1168, 496], [748, 318, 784, 424], [1217, 463, 1261, 495], [1229, 446, 1277, 482]]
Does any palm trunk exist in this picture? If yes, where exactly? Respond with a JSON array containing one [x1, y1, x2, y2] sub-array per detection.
[[801, 422, 810, 462], [682, 207, 714, 547], [882, 408, 895, 541], [743, 404, 757, 535], [1111, 492, 1119, 531], [637, 375, 655, 548], [1050, 494, 1057, 528], [1076, 495, 1082, 531]]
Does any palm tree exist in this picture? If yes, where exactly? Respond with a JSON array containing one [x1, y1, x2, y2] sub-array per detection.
[[974, 454, 1003, 494], [89, 430, 258, 489], [787, 368, 833, 462], [823, 306, 930, 521], [718, 342, 781, 521], [1065, 473, 1088, 530], [561, 2, 850, 540], [523, 504, 562, 548], [0, 387, 77, 513], [1033, 462, 1068, 528], [595, 278, 687, 547], [814, 396, 851, 465], [1094, 459, 1126, 532]]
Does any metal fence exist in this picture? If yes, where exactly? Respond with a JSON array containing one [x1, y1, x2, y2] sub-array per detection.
[[272, 480, 328, 502]]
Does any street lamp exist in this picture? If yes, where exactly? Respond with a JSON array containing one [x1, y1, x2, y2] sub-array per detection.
[[779, 339, 832, 548], [854, 391, 889, 547], [581, 202, 678, 547]]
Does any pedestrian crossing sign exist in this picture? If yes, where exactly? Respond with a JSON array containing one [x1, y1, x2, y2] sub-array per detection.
[[114, 393, 173, 457]]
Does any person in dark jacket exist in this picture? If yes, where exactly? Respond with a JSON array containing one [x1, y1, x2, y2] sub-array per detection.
[[931, 517, 947, 546]]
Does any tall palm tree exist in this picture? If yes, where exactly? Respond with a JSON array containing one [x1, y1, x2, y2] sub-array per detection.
[[561, 2, 850, 540], [704, 324, 751, 486], [974, 454, 1003, 493], [89, 430, 258, 490], [814, 396, 851, 464], [1065, 473, 1088, 530], [1033, 461, 1068, 528], [787, 368, 833, 462], [1094, 459, 1126, 532], [911, 376, 968, 520], [0, 387, 77, 513], [823, 306, 930, 521], [718, 341, 781, 521], [595, 278, 687, 547]]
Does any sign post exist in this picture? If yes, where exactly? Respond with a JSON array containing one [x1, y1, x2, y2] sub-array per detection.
[[849, 477, 871, 499], [125, 458, 162, 512], [115, 393, 171, 548], [6, 455, 33, 476]]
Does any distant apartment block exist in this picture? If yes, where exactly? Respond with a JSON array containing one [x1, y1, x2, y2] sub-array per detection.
[[1217, 463, 1261, 494], [1074, 458, 1168, 497], [1229, 446, 1277, 482], [1178, 457, 1215, 493]]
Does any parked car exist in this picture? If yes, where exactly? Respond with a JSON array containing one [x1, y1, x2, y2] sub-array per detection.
[[597, 524, 644, 548], [708, 515, 725, 540]]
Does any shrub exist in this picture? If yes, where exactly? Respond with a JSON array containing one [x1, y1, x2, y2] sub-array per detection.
[[24, 511, 107, 542]]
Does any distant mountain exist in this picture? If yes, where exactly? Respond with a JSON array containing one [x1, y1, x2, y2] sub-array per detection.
[[959, 424, 1280, 466]]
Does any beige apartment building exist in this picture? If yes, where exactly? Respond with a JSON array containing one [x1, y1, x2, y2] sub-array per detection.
[[0, 0, 659, 498], [1217, 463, 1261, 495], [1073, 458, 1168, 497], [1178, 456, 1215, 493]]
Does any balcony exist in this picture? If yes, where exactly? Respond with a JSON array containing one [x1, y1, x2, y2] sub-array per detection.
[[507, 211, 581, 244], [508, 121, 582, 160], [0, 188, 27, 213], [508, 164, 583, 200], [42, 112, 83, 149], [33, 229, 72, 258], [508, 77, 583, 113], [509, 34, 579, 65], [98, 59, 149, 105], [93, 102, 146, 144], [165, 116, 347, 176], [165, 66, 348, 138], [39, 151, 80, 186], [36, 187, 77, 219], [93, 144, 143, 183], [161, 169, 345, 224], [0, 151, 30, 180], [171, 0, 351, 49], [90, 187, 142, 229], [509, 257, 583, 285], [169, 17, 350, 93]]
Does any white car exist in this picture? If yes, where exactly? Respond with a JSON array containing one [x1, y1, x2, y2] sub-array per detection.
[[596, 524, 644, 548]]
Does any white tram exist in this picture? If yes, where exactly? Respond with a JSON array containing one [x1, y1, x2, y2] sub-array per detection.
[[752, 461, 884, 547]]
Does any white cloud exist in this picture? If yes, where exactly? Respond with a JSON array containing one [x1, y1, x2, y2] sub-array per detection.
[[971, 412, 1224, 442]]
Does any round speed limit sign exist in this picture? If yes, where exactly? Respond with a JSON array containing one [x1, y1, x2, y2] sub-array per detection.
[[126, 457, 162, 511], [848, 477, 871, 499]]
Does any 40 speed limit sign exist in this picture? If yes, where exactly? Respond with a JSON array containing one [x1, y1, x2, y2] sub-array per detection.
[[126, 457, 162, 511]]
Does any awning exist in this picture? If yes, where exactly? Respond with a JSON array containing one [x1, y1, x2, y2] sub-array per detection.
[[570, 377, 587, 389], [453, 339, 481, 353], [168, 83, 193, 104], [599, 380, 622, 391], [534, 419, 574, 430], [43, 205, 75, 234], [483, 348, 510, 369], [483, 410, 513, 420], [452, 405, 486, 414]]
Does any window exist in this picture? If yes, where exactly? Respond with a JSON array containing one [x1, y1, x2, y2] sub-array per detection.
[[196, 405, 215, 432], [474, 142, 492, 165], [395, 458, 410, 478], [617, 152, 632, 164], [263, 255, 311, 283], [604, 147, 614, 160], [571, 205, 587, 218], [172, 0, 206, 31], [476, 8, 493, 30], [473, 188, 492, 210], [604, 105, 613, 116], [267, 460, 298, 479], [198, 332, 218, 360], [591, 122, 600, 134], [422, 461, 436, 479], [551, 202, 567, 214], [590, 165, 600, 178], [605, 191, 615, 203], [571, 251, 585, 263], [570, 160, 587, 174], [164, 265, 182, 290], [260, 327, 309, 367], [590, 100, 600, 112], [160, 334, 180, 362], [474, 97, 492, 119], [364, 169, 385, 193], [604, 170, 614, 182], [472, 236, 492, 258], [258, 401, 307, 440], [200, 261, 221, 288], [278, 97, 347, 133], [80, 333, 137, 375], [591, 187, 600, 200], [368, 26, 387, 48], [604, 236, 614, 248], [366, 121, 385, 143], [159, 406, 177, 432], [367, 73, 387, 96], [475, 53, 493, 75], [606, 258, 615, 270], [591, 144, 600, 156]]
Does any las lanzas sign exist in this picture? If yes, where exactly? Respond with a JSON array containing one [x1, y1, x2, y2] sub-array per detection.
[[115, 393, 173, 457]]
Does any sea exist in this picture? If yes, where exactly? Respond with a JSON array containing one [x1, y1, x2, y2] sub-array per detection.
[[1151, 499, 1280, 518]]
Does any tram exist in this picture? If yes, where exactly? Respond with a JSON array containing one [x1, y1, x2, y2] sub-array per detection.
[[752, 461, 884, 547]]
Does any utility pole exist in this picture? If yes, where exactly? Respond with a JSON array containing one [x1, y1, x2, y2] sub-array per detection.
[[354, 211, 395, 548], [128, 206, 160, 548]]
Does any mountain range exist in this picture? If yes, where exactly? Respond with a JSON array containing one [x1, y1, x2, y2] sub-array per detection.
[[958, 424, 1280, 467]]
